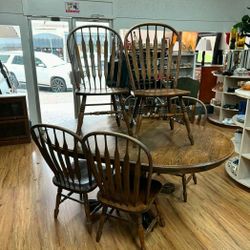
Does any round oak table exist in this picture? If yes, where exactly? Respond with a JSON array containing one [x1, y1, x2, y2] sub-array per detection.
[[78, 116, 234, 175]]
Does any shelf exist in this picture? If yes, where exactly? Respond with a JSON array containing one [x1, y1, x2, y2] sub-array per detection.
[[225, 156, 239, 178], [235, 89, 250, 99], [241, 153, 250, 160], [211, 72, 250, 80], [211, 71, 224, 77], [225, 159, 250, 187], [231, 137, 241, 154], [232, 115, 244, 128], [223, 92, 237, 96], [227, 75, 250, 79], [222, 107, 239, 112], [210, 103, 221, 109], [212, 88, 223, 93]]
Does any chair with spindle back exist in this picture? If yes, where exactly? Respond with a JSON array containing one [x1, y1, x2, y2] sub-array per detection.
[[170, 96, 208, 201], [67, 25, 131, 136], [31, 124, 99, 233], [124, 23, 193, 144], [82, 131, 165, 250], [177, 77, 200, 98]]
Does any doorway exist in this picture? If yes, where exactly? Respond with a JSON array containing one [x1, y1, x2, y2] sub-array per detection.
[[30, 18, 111, 125]]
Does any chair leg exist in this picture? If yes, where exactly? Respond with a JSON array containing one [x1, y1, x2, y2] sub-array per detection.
[[76, 95, 87, 136], [96, 205, 108, 242], [111, 94, 120, 127], [135, 97, 145, 138], [182, 174, 188, 202], [179, 96, 194, 145], [154, 197, 165, 227], [136, 214, 146, 250], [80, 193, 83, 201], [193, 173, 197, 184], [167, 97, 174, 130], [130, 97, 140, 129], [82, 193, 92, 234], [54, 187, 62, 219], [118, 94, 133, 136]]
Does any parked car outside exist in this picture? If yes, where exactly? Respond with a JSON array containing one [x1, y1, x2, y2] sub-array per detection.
[[0, 51, 72, 92]]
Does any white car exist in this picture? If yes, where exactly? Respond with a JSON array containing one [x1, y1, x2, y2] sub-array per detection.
[[0, 51, 72, 92]]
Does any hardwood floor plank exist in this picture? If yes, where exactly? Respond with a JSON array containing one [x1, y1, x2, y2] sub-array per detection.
[[0, 121, 250, 249]]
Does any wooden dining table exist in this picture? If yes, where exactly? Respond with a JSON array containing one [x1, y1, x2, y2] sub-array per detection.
[[78, 115, 234, 175], [62, 115, 234, 228]]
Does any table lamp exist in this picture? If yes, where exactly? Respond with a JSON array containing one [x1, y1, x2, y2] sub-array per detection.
[[196, 38, 212, 66]]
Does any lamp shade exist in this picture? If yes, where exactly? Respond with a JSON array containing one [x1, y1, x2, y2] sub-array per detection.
[[196, 38, 212, 51], [219, 33, 229, 51]]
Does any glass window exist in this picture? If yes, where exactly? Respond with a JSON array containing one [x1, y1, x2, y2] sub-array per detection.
[[196, 36, 216, 64], [35, 57, 45, 67], [0, 55, 10, 63], [12, 55, 24, 65]]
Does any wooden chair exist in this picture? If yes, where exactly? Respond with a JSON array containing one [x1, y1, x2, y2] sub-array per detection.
[[82, 131, 165, 250], [67, 25, 131, 136], [31, 124, 99, 233], [170, 96, 208, 201], [177, 77, 200, 98], [124, 23, 193, 144]]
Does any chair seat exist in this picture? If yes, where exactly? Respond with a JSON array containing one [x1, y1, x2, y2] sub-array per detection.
[[76, 87, 129, 95], [133, 88, 190, 97], [53, 159, 97, 193], [97, 178, 162, 213]]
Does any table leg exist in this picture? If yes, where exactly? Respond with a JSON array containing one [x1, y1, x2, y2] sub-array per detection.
[[167, 97, 174, 130]]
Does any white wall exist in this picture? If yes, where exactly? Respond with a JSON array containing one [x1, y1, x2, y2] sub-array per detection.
[[21, 0, 113, 19], [0, 0, 23, 14], [0, 0, 249, 123], [113, 0, 250, 31], [0, 0, 249, 31]]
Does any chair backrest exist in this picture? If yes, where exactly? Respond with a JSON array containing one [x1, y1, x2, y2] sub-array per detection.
[[31, 124, 94, 190], [82, 131, 153, 206], [124, 23, 181, 90], [171, 96, 208, 126], [67, 25, 126, 91], [177, 77, 200, 98]]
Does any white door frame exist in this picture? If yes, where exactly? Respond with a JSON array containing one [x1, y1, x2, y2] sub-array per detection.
[[0, 14, 41, 124], [0, 15, 113, 124]]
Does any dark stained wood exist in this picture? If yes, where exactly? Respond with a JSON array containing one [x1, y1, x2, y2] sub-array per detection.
[[124, 23, 181, 90], [30, 124, 98, 233], [134, 88, 189, 97], [0, 117, 249, 250], [0, 95, 31, 146], [67, 25, 130, 135], [82, 131, 164, 249], [170, 96, 208, 201], [78, 116, 234, 175], [199, 65, 223, 104], [123, 23, 192, 141]]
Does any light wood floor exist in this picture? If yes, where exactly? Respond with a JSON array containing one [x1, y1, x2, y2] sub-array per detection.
[[0, 120, 250, 250]]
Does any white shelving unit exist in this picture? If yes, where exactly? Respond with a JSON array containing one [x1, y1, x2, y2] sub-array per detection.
[[225, 89, 250, 187], [173, 52, 196, 78], [208, 72, 250, 127]]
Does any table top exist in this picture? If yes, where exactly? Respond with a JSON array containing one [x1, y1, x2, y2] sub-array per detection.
[[79, 116, 234, 174]]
